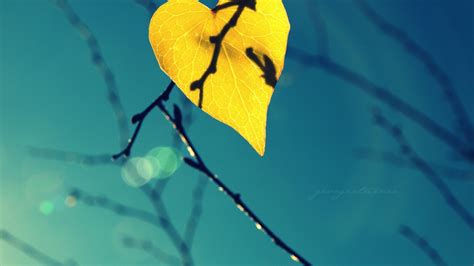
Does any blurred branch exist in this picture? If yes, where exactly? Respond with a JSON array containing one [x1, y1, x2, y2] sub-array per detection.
[[399, 225, 448, 266], [70, 184, 195, 265], [184, 177, 208, 248], [354, 148, 474, 182], [306, 0, 329, 56], [113, 83, 312, 265], [134, 0, 158, 16], [28, 146, 121, 166], [53, 0, 129, 147], [71, 182, 197, 265], [372, 109, 474, 230], [141, 181, 194, 266], [45, 3, 201, 263], [356, 0, 474, 143], [69, 180, 196, 265], [122, 235, 180, 265], [287, 47, 474, 163], [70, 188, 160, 227], [42, 1, 203, 266], [0, 229, 76, 266]]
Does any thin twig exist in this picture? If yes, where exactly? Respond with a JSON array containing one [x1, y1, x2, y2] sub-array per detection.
[[399, 225, 448, 266], [286, 47, 474, 163], [112, 81, 174, 159], [122, 235, 181, 265], [130, 0, 195, 149], [163, 92, 311, 265], [113, 84, 312, 265], [53, 0, 129, 147], [0, 229, 76, 266], [372, 109, 474, 230], [356, 0, 474, 143]]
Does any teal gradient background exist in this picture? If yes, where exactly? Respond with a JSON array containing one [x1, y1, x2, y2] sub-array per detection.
[[1, 0, 473, 265]]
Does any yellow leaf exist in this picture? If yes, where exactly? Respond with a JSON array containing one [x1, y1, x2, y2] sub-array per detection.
[[149, 0, 290, 156]]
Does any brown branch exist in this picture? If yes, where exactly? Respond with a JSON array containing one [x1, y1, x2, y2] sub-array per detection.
[[122, 235, 181, 265], [356, 0, 474, 143], [53, 0, 130, 147], [0, 229, 76, 266], [286, 47, 474, 163], [113, 83, 312, 265], [372, 109, 474, 230], [399, 225, 448, 266]]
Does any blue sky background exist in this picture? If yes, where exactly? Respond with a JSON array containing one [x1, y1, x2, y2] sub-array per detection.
[[1, 0, 473, 265]]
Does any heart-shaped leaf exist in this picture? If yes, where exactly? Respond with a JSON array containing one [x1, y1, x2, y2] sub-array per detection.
[[149, 0, 290, 156]]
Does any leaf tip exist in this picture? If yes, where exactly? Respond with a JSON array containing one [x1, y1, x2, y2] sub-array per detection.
[[254, 143, 265, 157]]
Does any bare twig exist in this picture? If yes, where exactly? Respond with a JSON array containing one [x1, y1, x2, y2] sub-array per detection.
[[112, 82, 174, 159], [0, 229, 76, 266], [122, 235, 181, 265], [131, 0, 195, 149], [356, 0, 474, 143], [113, 83, 312, 265], [286, 47, 474, 163], [372, 109, 474, 230], [399, 225, 448, 266], [53, 0, 129, 147], [165, 93, 311, 265]]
